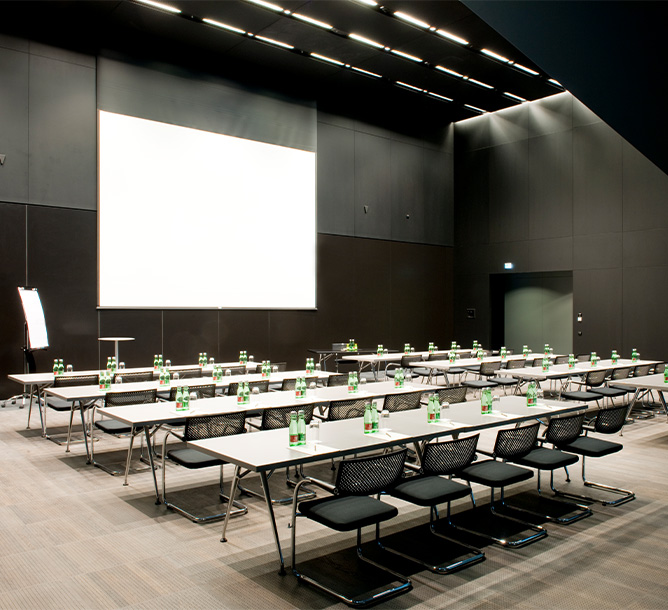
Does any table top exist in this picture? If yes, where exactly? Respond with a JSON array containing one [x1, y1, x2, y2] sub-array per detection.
[[98, 337, 135, 342], [94, 381, 440, 428], [611, 373, 668, 391], [190, 395, 587, 473], [408, 353, 550, 372], [495, 358, 659, 380], [340, 351, 452, 364]]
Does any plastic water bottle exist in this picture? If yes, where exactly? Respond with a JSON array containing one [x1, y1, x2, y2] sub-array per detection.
[[363, 403, 372, 434], [182, 386, 190, 411], [289, 411, 298, 446], [58, 359, 64, 375], [372, 404, 379, 432], [175, 386, 184, 410], [297, 410, 306, 445], [527, 381, 537, 407]]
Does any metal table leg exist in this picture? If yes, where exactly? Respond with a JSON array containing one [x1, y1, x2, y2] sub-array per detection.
[[260, 470, 286, 575], [143, 426, 161, 504], [221, 464, 241, 543]]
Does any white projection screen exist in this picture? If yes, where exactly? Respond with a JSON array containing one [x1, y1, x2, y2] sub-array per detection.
[[98, 110, 316, 308]]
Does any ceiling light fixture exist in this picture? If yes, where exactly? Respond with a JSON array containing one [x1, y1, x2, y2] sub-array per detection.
[[481, 48, 511, 63], [135, 0, 181, 14], [397, 81, 424, 92], [428, 91, 453, 102], [394, 11, 431, 29], [349, 33, 384, 49], [390, 49, 423, 63], [245, 0, 283, 12], [351, 66, 382, 78], [548, 78, 563, 87], [435, 65, 464, 79], [255, 35, 294, 49], [513, 63, 539, 76], [504, 92, 527, 102], [468, 78, 494, 90], [464, 104, 486, 114], [293, 13, 333, 30], [311, 53, 345, 66], [202, 18, 245, 34], [353, 0, 378, 6], [435, 29, 469, 46]]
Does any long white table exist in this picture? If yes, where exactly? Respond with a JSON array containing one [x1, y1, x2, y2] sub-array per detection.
[[612, 373, 668, 419], [190, 394, 588, 574]]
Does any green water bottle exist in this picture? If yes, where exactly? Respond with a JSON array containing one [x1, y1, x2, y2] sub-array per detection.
[[105, 371, 111, 390], [427, 395, 435, 422], [542, 356, 549, 371], [348, 372, 354, 393], [372, 404, 379, 432], [289, 411, 298, 446], [434, 397, 441, 422], [154, 354, 159, 370], [182, 386, 190, 411], [297, 410, 306, 445], [523, 345, 529, 357], [527, 381, 537, 407], [237, 383, 244, 405], [363, 403, 372, 434], [58, 359, 64, 375], [664, 367, 668, 384]]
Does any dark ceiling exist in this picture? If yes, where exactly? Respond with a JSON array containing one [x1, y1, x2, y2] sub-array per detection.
[[0, 0, 562, 133]]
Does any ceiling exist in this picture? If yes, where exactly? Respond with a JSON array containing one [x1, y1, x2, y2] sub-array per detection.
[[0, 0, 563, 132]]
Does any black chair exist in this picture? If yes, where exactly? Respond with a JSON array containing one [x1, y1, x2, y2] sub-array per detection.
[[290, 449, 412, 607], [326, 374, 348, 387], [161, 412, 248, 522], [386, 435, 485, 573], [385, 355, 422, 380], [239, 405, 317, 505], [113, 371, 154, 383], [626, 364, 654, 418], [90, 389, 158, 484], [168, 383, 216, 400], [280, 376, 318, 391], [462, 361, 500, 396], [433, 385, 468, 405], [575, 353, 591, 362], [325, 397, 370, 421], [456, 422, 548, 548], [508, 413, 593, 524], [554, 355, 569, 365], [411, 353, 447, 384], [489, 358, 526, 394], [173, 367, 203, 379], [43, 373, 99, 452], [550, 404, 634, 507], [561, 369, 609, 403], [531, 357, 544, 367], [382, 390, 422, 413], [227, 380, 269, 395]]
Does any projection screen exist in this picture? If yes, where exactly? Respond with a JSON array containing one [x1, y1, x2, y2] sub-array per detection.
[[98, 110, 316, 309]]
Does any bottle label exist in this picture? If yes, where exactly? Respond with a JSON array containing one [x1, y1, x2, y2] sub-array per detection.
[[237, 395, 243, 404], [364, 422, 372, 433], [527, 396, 536, 407], [295, 390, 302, 399]]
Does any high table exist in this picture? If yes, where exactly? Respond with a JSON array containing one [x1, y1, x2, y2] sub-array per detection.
[[611, 373, 668, 419], [98, 336, 135, 363], [190, 395, 588, 574]]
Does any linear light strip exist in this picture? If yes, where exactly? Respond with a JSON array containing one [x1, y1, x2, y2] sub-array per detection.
[[135, 0, 181, 14]]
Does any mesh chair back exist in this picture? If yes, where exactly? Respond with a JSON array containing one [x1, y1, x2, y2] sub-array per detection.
[[593, 405, 627, 435], [584, 369, 609, 387], [422, 434, 479, 475], [327, 374, 348, 387], [633, 364, 651, 377], [400, 355, 422, 368], [428, 353, 446, 361], [225, 366, 246, 376], [554, 355, 569, 365], [113, 371, 154, 383], [176, 368, 203, 379], [281, 377, 318, 391], [545, 413, 585, 446], [479, 361, 501, 376], [261, 405, 314, 430], [272, 362, 288, 372], [382, 390, 422, 413], [654, 362, 666, 374], [169, 384, 215, 400], [227, 380, 269, 395], [531, 358, 543, 367], [104, 389, 157, 408], [182, 412, 246, 441], [335, 448, 407, 496], [505, 358, 526, 370], [611, 367, 631, 381], [435, 386, 468, 404], [576, 354, 590, 362], [493, 422, 540, 459], [53, 374, 99, 388], [327, 398, 369, 421]]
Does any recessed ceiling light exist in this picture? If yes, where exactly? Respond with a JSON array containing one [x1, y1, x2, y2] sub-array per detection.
[[428, 91, 453, 102], [353, 0, 378, 6], [481, 48, 511, 63], [135, 0, 181, 14], [435, 65, 464, 78], [202, 18, 245, 34], [246, 0, 283, 12], [255, 35, 293, 49], [468, 78, 493, 90], [349, 33, 384, 49], [394, 11, 431, 29], [435, 29, 469, 46], [548, 78, 563, 87], [351, 66, 382, 78], [513, 63, 539, 76], [293, 13, 333, 30], [464, 104, 486, 114], [311, 53, 344, 66], [504, 92, 527, 102], [391, 49, 423, 63], [397, 81, 423, 92]]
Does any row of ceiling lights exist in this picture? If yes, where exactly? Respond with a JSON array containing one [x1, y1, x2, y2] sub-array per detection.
[[134, 0, 561, 114]]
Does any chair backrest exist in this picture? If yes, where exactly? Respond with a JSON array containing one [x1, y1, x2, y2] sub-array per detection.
[[554, 355, 569, 365], [113, 371, 154, 383], [576, 353, 590, 362], [428, 352, 447, 361], [224, 366, 246, 376], [545, 413, 585, 446], [584, 369, 609, 387], [531, 357, 543, 367], [260, 405, 314, 430], [227, 380, 269, 395], [611, 367, 631, 381], [479, 360, 501, 376], [53, 374, 99, 388], [169, 384, 216, 400], [435, 385, 468, 404], [382, 390, 422, 413], [327, 398, 369, 421], [175, 368, 203, 379], [400, 354, 422, 368], [182, 412, 246, 441], [327, 374, 348, 387], [104, 389, 157, 408], [505, 358, 526, 370], [654, 362, 666, 374], [633, 364, 651, 377], [592, 405, 628, 435], [493, 422, 540, 460], [335, 448, 407, 496], [335, 359, 358, 373], [422, 434, 479, 475], [280, 376, 318, 391]]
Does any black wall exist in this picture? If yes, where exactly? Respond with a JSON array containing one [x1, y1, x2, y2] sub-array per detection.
[[0, 35, 454, 396], [454, 92, 668, 359]]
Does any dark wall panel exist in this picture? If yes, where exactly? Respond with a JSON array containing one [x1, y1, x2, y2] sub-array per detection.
[[455, 149, 489, 247], [163, 310, 219, 365], [0, 204, 26, 397], [268, 310, 316, 369], [488, 104, 529, 147], [391, 141, 424, 243], [573, 122, 623, 236], [424, 148, 453, 246], [98, 310, 163, 369], [573, 233, 622, 270], [623, 229, 668, 270], [27, 206, 98, 372], [218, 311, 270, 363], [527, 237, 573, 272], [0, 46, 29, 204], [28, 51, 96, 210], [527, 92, 572, 138]]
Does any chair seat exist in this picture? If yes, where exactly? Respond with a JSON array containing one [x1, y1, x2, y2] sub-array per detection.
[[609, 384, 634, 394], [590, 387, 628, 399], [460, 459, 533, 487], [513, 447, 579, 470], [167, 448, 224, 469], [390, 475, 471, 507], [95, 419, 133, 434], [557, 436, 623, 458], [299, 495, 398, 532], [411, 367, 443, 378], [462, 380, 498, 389], [561, 390, 603, 402], [446, 367, 466, 375], [46, 397, 77, 411], [489, 376, 518, 386]]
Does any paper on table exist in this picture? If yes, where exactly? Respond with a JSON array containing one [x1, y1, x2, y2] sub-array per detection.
[[289, 443, 338, 455], [171, 408, 196, 416], [528, 404, 559, 411], [430, 419, 468, 428], [365, 430, 409, 441], [481, 410, 510, 418]]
